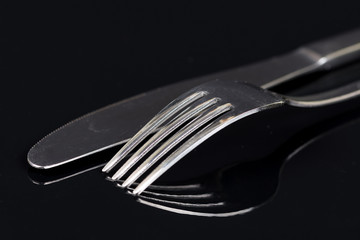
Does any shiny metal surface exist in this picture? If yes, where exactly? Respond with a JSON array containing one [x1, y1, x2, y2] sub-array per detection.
[[29, 28, 360, 170], [111, 98, 220, 180], [112, 76, 360, 194], [102, 91, 209, 173], [103, 29, 360, 194], [27, 79, 208, 169], [125, 84, 283, 195]]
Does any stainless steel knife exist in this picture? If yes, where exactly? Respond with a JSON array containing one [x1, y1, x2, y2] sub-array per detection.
[[28, 28, 360, 169]]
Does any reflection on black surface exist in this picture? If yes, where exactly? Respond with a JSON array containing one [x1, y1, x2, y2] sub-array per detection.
[[135, 157, 282, 217], [27, 147, 118, 185], [131, 110, 360, 217], [131, 142, 287, 217]]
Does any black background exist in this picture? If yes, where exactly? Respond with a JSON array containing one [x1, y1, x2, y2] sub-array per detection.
[[2, 1, 360, 239]]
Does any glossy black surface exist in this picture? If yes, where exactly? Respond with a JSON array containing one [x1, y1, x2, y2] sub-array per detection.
[[2, 1, 360, 239]]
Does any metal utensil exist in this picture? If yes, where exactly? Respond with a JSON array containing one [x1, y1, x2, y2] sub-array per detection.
[[28, 28, 360, 170], [102, 28, 360, 195]]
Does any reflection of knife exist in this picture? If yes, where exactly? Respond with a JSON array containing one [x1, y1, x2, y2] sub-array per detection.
[[28, 28, 360, 169]]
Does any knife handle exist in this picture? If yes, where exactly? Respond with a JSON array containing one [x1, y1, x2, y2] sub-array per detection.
[[304, 28, 360, 69], [227, 28, 360, 89]]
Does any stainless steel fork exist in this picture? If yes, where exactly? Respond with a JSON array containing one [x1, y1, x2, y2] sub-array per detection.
[[103, 28, 360, 195]]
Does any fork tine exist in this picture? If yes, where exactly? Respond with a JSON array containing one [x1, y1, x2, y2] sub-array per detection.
[[131, 109, 238, 195], [111, 98, 219, 180], [102, 91, 208, 173], [121, 103, 233, 189]]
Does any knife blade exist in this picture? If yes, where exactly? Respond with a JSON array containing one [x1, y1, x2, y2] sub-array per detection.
[[28, 77, 209, 169]]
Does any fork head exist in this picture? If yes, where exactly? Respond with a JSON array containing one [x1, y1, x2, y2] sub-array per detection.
[[102, 79, 284, 195]]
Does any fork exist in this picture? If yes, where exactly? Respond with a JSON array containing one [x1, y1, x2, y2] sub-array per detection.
[[103, 28, 360, 195]]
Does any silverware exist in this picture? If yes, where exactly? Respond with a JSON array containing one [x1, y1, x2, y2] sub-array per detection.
[[102, 28, 360, 195], [28, 28, 360, 170]]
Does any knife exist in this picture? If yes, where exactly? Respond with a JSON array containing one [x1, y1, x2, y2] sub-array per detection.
[[28, 28, 360, 169]]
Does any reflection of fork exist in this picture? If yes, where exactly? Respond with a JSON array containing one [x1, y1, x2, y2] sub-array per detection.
[[103, 28, 360, 195], [133, 158, 282, 217], [133, 156, 282, 217], [132, 110, 360, 217]]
